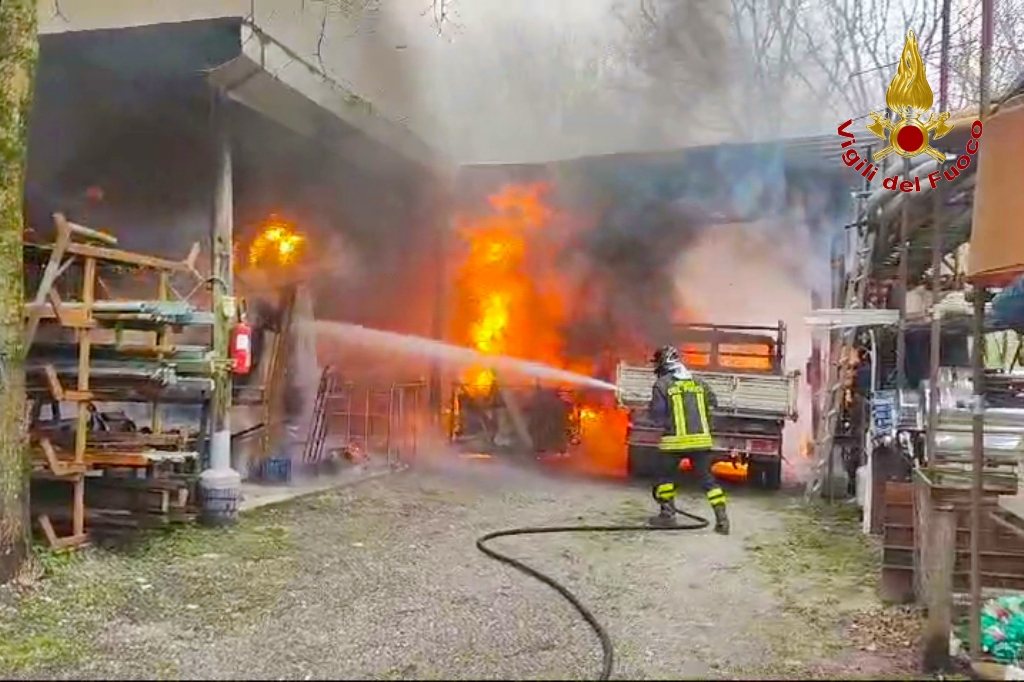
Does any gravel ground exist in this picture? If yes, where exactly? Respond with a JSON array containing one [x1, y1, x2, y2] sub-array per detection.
[[1, 452, 919, 680]]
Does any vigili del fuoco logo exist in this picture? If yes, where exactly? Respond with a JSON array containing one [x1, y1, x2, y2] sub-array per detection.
[[837, 29, 982, 192]]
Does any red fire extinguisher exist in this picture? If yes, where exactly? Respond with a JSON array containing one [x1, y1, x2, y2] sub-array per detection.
[[230, 319, 253, 376]]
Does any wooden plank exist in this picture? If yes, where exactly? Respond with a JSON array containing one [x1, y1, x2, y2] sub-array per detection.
[[63, 242, 197, 274], [32, 449, 197, 469], [81, 432, 190, 447], [38, 439, 86, 476], [922, 504, 957, 672], [184, 242, 200, 270], [73, 476, 85, 537], [62, 217, 118, 245], [87, 476, 194, 491], [42, 364, 63, 400], [37, 514, 58, 546], [881, 564, 916, 603], [38, 506, 194, 529], [914, 474, 931, 602], [75, 256, 95, 469], [991, 508, 1024, 541], [887, 503, 914, 526], [86, 485, 189, 515], [883, 563, 1024, 592], [886, 523, 1024, 553], [40, 364, 94, 402], [886, 545, 1024, 578], [885, 480, 915, 504], [45, 288, 96, 328], [24, 219, 72, 347], [36, 514, 89, 549], [154, 272, 171, 434]]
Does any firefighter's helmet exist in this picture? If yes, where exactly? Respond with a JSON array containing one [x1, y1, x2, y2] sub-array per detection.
[[651, 345, 680, 375]]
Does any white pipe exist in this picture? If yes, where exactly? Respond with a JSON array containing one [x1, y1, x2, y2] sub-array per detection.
[[865, 156, 941, 213]]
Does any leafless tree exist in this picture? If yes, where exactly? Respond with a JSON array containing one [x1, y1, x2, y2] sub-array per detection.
[[611, 0, 741, 133], [617, 0, 1024, 136], [942, 0, 1024, 109], [726, 0, 821, 133], [428, 0, 455, 34], [613, 0, 855, 138], [0, 0, 37, 587]]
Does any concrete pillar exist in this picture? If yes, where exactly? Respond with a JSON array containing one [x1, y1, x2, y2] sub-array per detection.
[[282, 283, 319, 474], [199, 90, 241, 525], [428, 183, 450, 426]]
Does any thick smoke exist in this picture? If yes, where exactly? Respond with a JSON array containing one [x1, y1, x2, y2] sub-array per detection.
[[450, 144, 847, 488], [461, 143, 850, 378], [569, 198, 705, 349]]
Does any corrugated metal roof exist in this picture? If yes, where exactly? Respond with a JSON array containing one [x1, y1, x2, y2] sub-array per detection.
[[866, 83, 1024, 282], [468, 131, 844, 169]]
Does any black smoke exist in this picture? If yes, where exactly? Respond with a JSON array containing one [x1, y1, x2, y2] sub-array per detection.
[[567, 197, 708, 353]]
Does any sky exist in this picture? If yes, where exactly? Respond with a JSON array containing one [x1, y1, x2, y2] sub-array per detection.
[[366, 0, 668, 163]]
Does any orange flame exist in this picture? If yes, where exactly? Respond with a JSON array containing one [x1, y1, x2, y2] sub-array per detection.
[[453, 183, 587, 394], [248, 219, 305, 268], [574, 403, 630, 478], [680, 342, 772, 371], [449, 183, 758, 483]]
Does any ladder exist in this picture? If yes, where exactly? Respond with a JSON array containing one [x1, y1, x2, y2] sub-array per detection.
[[805, 190, 877, 500], [300, 367, 337, 465]]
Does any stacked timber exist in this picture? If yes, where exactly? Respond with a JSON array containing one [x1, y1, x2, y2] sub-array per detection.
[[881, 370, 1024, 606], [882, 480, 1024, 603], [23, 215, 213, 547]]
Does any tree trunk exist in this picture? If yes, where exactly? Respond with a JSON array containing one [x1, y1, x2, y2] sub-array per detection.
[[0, 0, 38, 585]]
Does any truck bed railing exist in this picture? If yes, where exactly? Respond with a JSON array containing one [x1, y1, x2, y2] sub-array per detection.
[[640, 320, 788, 374], [615, 362, 800, 421]]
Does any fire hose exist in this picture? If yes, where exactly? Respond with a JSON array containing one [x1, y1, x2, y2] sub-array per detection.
[[475, 503, 709, 681]]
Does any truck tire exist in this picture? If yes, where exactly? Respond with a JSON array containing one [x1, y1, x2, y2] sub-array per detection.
[[749, 456, 782, 491]]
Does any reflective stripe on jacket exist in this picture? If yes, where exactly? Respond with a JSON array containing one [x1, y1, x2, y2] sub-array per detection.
[[654, 377, 713, 452]]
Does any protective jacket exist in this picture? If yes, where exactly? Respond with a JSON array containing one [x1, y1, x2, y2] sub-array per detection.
[[649, 373, 718, 452]]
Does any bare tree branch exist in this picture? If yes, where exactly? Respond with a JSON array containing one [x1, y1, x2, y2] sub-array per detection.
[[614, 0, 1024, 138], [50, 0, 70, 22]]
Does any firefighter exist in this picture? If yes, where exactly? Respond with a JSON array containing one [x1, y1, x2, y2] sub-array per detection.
[[647, 345, 730, 534]]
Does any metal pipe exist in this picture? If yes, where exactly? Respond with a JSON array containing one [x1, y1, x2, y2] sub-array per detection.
[[969, 0, 995, 661], [897, 156, 910, 391], [198, 89, 242, 525], [865, 155, 936, 212], [869, 329, 879, 394], [929, 0, 953, 472], [933, 178, 946, 462], [939, 0, 953, 112], [211, 94, 234, 471]]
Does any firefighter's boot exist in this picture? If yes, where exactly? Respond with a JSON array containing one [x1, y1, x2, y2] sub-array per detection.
[[713, 504, 731, 535], [648, 502, 678, 528]]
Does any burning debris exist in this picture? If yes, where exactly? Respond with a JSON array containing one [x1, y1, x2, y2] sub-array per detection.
[[448, 182, 632, 474], [247, 218, 306, 268], [452, 182, 591, 395], [447, 181, 743, 478], [445, 179, 805, 486]]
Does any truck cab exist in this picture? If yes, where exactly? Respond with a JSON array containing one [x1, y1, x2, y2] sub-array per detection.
[[616, 322, 800, 490]]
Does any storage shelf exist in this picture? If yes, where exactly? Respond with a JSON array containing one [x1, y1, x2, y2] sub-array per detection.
[[24, 215, 211, 548]]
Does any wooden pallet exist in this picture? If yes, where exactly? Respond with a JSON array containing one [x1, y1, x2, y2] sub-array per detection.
[[881, 480, 1024, 603], [24, 215, 206, 548]]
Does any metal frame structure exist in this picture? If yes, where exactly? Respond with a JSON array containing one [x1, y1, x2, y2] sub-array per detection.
[[25, 215, 209, 546], [297, 368, 424, 472], [806, 1, 1024, 665]]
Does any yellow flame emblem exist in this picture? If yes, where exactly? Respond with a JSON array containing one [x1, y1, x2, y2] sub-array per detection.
[[865, 30, 954, 162]]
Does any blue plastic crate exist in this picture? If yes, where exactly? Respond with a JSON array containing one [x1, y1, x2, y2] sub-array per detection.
[[258, 457, 292, 483]]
